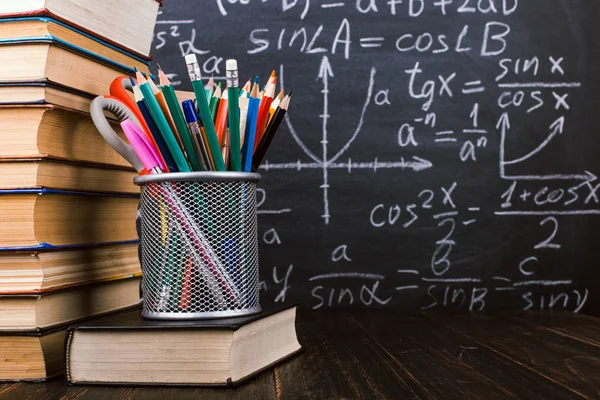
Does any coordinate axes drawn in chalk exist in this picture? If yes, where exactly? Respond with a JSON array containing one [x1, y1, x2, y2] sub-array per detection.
[[266, 56, 433, 224], [497, 111, 595, 182]]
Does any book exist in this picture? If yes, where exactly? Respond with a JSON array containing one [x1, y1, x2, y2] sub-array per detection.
[[0, 39, 144, 97], [0, 105, 130, 167], [0, 80, 93, 114], [0, 17, 151, 70], [0, 243, 141, 294], [0, 159, 138, 193], [0, 327, 66, 381], [0, 0, 161, 57], [0, 188, 139, 249], [65, 306, 302, 386], [0, 276, 141, 331]]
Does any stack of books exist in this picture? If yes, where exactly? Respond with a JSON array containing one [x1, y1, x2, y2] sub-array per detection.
[[0, 0, 161, 381]]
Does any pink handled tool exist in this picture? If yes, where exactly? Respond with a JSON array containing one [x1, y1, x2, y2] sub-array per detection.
[[120, 120, 166, 174]]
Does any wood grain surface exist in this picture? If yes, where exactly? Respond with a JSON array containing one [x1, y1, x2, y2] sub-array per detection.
[[1, 310, 599, 399]]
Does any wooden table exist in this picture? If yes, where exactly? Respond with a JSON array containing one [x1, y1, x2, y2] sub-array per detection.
[[1, 310, 599, 399]]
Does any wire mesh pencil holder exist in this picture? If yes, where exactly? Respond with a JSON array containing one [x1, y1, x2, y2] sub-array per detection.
[[134, 172, 262, 320]]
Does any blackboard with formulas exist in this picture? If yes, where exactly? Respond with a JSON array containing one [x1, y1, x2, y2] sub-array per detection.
[[150, 0, 600, 314]]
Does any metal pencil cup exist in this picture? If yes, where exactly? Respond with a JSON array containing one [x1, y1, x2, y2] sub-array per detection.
[[134, 172, 261, 320]]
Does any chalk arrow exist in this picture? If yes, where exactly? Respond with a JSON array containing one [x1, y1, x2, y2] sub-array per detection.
[[317, 55, 334, 224], [504, 115, 565, 165], [496, 112, 510, 132], [574, 170, 598, 189], [550, 115, 565, 135], [317, 55, 334, 81], [410, 156, 434, 171]]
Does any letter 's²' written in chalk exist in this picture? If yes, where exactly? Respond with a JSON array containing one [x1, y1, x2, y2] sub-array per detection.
[[152, 0, 593, 314]]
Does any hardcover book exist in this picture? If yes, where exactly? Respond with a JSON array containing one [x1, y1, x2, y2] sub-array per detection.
[[66, 306, 302, 386]]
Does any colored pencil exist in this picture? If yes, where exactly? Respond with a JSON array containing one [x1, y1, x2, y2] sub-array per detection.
[[241, 82, 260, 172], [205, 75, 214, 101], [221, 128, 230, 169], [226, 59, 241, 172], [139, 80, 190, 172], [145, 76, 184, 151], [253, 81, 275, 152], [252, 92, 291, 171], [185, 54, 225, 171], [215, 89, 229, 145], [158, 65, 203, 171], [132, 82, 178, 172], [240, 78, 251, 97], [210, 83, 221, 121], [267, 89, 284, 126], [239, 96, 250, 148]]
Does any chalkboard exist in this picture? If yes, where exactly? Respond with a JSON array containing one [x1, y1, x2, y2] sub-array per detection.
[[151, 0, 600, 313]]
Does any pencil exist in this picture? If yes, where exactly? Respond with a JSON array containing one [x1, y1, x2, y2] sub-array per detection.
[[132, 82, 178, 172], [226, 59, 241, 172], [210, 83, 221, 121], [221, 128, 230, 169], [139, 80, 190, 172], [242, 82, 260, 172], [240, 78, 251, 97], [147, 76, 184, 151], [215, 89, 228, 145], [252, 92, 291, 171], [185, 54, 225, 171], [158, 65, 203, 171], [253, 81, 275, 152], [267, 89, 284, 126], [205, 75, 214, 101], [239, 96, 250, 148]]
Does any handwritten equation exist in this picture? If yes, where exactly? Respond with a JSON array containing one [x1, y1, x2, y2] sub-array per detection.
[[152, 0, 596, 313]]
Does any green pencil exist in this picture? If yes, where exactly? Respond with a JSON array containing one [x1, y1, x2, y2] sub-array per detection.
[[226, 59, 241, 172], [184, 54, 226, 171], [157, 66, 203, 171], [139, 81, 190, 172], [210, 83, 221, 121]]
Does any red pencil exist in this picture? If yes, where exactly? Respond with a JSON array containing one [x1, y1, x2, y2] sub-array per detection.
[[215, 89, 229, 145], [253, 81, 275, 152]]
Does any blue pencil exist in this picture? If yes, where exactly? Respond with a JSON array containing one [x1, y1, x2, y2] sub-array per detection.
[[242, 83, 260, 172]]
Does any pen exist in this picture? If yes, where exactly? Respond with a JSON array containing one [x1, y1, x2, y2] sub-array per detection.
[[183, 100, 212, 171]]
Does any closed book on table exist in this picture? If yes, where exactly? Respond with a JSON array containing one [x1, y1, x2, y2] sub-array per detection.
[[0, 159, 138, 194], [0, 188, 139, 250], [0, 243, 140, 294], [0, 17, 151, 70], [0, 105, 130, 167], [0, 0, 161, 57], [0, 276, 141, 331], [0, 326, 66, 381], [0, 38, 145, 97], [65, 306, 302, 386]]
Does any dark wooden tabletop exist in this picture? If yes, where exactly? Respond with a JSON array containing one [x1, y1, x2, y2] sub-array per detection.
[[1, 310, 599, 399]]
